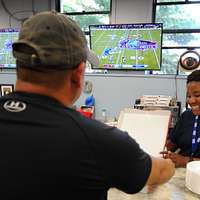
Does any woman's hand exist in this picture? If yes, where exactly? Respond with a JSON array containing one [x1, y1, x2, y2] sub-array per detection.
[[160, 151, 189, 167]]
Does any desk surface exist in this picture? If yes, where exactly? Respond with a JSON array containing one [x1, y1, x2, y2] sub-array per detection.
[[108, 168, 200, 200]]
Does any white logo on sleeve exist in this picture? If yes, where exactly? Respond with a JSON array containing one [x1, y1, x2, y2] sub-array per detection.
[[3, 100, 26, 112]]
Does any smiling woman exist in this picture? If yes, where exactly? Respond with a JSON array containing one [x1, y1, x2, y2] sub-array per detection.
[[164, 70, 200, 167]]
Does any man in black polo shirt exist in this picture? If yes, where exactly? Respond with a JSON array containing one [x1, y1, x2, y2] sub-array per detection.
[[0, 11, 175, 199]]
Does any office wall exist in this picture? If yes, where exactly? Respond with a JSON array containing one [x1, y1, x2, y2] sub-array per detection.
[[0, 0, 187, 120], [77, 0, 187, 119], [78, 74, 186, 120]]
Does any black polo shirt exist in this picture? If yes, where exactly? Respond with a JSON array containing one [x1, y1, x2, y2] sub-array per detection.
[[0, 92, 151, 200], [169, 109, 200, 157]]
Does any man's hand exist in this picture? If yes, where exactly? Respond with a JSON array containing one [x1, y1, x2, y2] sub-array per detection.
[[147, 157, 175, 186]]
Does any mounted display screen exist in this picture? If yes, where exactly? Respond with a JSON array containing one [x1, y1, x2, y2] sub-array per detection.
[[0, 28, 19, 69], [89, 23, 163, 71]]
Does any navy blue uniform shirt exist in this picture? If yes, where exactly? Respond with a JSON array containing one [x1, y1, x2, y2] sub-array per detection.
[[0, 92, 151, 200], [169, 109, 200, 157]]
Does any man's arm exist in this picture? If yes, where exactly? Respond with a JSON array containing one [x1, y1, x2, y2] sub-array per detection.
[[146, 156, 175, 186]]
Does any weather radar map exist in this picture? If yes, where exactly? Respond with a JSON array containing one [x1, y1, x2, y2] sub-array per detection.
[[89, 23, 162, 71], [0, 28, 19, 68]]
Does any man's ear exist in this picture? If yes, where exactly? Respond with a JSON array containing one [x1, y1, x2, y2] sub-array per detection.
[[71, 62, 85, 88]]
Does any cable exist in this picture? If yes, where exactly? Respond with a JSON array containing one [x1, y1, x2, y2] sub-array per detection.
[[1, 0, 20, 21], [48, 0, 51, 11], [1, 0, 35, 27], [9, 10, 34, 27], [114, 0, 117, 23], [32, 0, 36, 14], [174, 61, 179, 101]]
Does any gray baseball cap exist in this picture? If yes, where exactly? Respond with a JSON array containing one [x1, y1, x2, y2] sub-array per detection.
[[12, 11, 99, 70]]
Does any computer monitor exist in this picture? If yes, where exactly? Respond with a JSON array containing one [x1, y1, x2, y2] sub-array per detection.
[[89, 23, 163, 71], [0, 28, 19, 68]]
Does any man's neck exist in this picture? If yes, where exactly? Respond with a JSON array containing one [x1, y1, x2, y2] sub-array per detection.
[[15, 79, 74, 107]]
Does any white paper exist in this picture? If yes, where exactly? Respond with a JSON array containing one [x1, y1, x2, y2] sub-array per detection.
[[117, 108, 171, 157]]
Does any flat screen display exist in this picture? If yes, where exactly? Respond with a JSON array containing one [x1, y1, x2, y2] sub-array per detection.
[[0, 28, 19, 68], [89, 23, 163, 71]]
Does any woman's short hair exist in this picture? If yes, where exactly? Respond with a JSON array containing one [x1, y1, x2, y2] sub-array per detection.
[[187, 70, 200, 84]]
